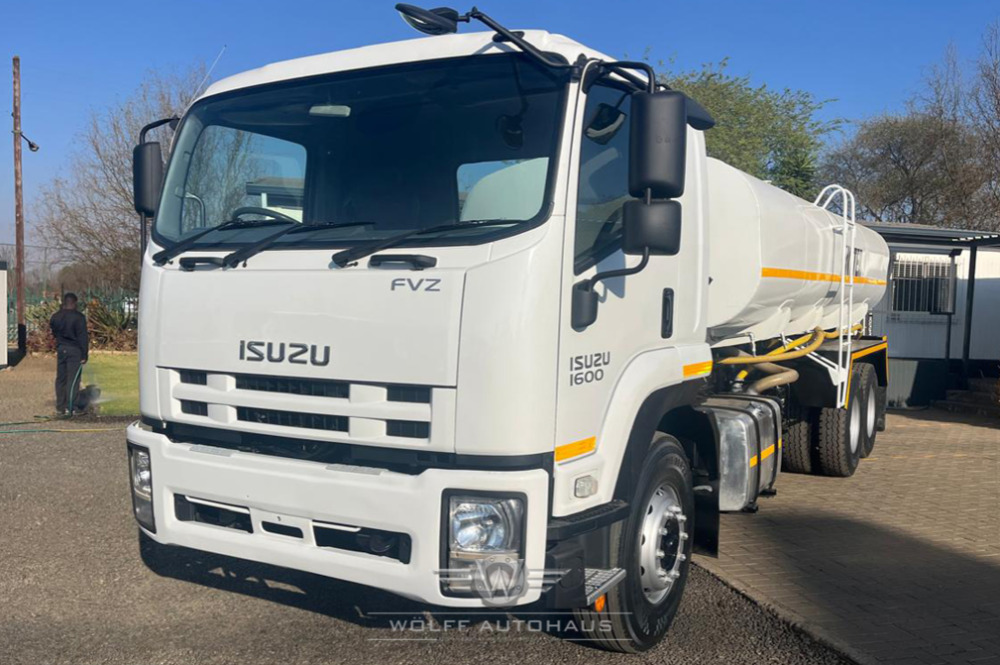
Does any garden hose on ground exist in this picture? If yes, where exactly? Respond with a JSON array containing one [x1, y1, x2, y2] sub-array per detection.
[[0, 427, 121, 435]]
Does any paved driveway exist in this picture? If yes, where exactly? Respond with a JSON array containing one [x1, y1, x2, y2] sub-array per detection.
[[697, 410, 1000, 665]]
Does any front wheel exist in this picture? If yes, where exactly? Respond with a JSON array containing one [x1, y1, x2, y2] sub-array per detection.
[[574, 434, 694, 652]]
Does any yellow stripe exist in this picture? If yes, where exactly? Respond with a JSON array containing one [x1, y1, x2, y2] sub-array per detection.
[[761, 443, 776, 461], [761, 267, 887, 287], [852, 342, 888, 361], [845, 342, 890, 408], [556, 436, 596, 462], [683, 360, 713, 378], [750, 455, 758, 467]]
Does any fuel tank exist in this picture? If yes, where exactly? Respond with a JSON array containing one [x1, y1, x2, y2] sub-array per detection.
[[705, 158, 889, 344]]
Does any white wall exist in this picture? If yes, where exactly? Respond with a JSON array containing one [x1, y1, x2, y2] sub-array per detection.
[[870, 247, 1000, 361]]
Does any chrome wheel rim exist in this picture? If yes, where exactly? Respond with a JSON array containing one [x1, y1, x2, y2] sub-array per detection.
[[849, 396, 861, 454], [866, 388, 877, 439], [638, 483, 687, 605]]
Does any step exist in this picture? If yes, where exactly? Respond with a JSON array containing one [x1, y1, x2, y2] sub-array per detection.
[[584, 567, 626, 605], [945, 390, 1000, 406], [968, 377, 1000, 396], [933, 400, 1000, 418]]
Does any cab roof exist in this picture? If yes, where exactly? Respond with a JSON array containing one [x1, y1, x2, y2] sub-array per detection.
[[199, 30, 610, 103]]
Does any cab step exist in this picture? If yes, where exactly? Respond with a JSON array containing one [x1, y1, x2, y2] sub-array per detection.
[[584, 567, 626, 605]]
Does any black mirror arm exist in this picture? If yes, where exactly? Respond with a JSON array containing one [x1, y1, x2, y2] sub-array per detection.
[[584, 247, 650, 292], [139, 116, 179, 144], [466, 9, 566, 69]]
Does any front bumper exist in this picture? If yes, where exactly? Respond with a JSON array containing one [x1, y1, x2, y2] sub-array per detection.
[[126, 423, 549, 606]]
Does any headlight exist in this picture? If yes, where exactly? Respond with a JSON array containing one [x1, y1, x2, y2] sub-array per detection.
[[449, 497, 523, 553], [128, 444, 156, 533], [442, 494, 525, 596]]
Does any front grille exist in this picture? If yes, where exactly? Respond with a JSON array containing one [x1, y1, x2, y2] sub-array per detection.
[[235, 373, 349, 399], [387, 385, 432, 404], [168, 368, 443, 447], [175, 494, 252, 533], [387, 420, 431, 439], [237, 407, 348, 432], [179, 370, 207, 385], [314, 522, 412, 563], [180, 400, 208, 416]]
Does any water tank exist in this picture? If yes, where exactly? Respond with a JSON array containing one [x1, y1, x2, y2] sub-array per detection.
[[705, 158, 889, 344]]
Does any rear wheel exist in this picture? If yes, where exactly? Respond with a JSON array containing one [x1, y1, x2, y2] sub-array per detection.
[[574, 434, 694, 652], [857, 363, 878, 458], [781, 399, 815, 474], [816, 367, 865, 477]]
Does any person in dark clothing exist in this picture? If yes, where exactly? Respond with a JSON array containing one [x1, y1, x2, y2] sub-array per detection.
[[50, 293, 89, 415]]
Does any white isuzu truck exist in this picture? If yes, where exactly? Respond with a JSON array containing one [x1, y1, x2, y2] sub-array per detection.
[[127, 5, 890, 652]]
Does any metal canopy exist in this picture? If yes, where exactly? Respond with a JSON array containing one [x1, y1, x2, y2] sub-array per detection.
[[863, 222, 1000, 383], [862, 222, 1000, 248]]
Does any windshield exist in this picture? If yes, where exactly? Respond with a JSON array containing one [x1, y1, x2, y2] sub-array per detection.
[[154, 54, 569, 252]]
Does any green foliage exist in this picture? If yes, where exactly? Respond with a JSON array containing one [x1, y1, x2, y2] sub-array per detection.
[[20, 291, 137, 353], [659, 59, 840, 199]]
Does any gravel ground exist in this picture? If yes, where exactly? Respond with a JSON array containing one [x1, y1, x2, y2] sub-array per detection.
[[0, 358, 852, 665]]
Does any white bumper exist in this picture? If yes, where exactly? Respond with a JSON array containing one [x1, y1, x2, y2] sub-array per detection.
[[127, 423, 549, 606]]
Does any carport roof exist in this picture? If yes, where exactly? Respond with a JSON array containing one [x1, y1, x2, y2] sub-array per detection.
[[863, 222, 1000, 247]]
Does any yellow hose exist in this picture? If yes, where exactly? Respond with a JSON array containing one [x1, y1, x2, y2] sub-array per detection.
[[727, 323, 864, 377], [718, 327, 826, 366]]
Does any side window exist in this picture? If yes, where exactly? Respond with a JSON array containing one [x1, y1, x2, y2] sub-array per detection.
[[574, 82, 632, 272], [181, 126, 307, 233]]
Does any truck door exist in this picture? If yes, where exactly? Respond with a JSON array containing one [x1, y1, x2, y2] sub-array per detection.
[[552, 73, 709, 516]]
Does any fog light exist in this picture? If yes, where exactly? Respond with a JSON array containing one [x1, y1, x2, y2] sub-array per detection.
[[128, 444, 156, 533], [574, 475, 598, 498], [444, 494, 525, 595]]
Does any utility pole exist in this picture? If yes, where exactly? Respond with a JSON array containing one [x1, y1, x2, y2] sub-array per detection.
[[12, 56, 25, 355]]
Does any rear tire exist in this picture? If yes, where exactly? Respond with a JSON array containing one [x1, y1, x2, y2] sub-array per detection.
[[573, 434, 694, 652], [816, 367, 864, 477], [781, 399, 814, 474], [857, 363, 878, 458]]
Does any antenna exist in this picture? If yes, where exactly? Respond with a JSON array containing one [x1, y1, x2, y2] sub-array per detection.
[[186, 45, 227, 108]]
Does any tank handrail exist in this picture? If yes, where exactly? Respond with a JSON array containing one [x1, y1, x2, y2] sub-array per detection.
[[813, 184, 857, 225], [811, 184, 858, 407]]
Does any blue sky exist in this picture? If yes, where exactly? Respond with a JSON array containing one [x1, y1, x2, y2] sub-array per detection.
[[2, 0, 999, 244]]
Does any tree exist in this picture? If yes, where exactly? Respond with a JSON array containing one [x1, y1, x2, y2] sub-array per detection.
[[660, 59, 840, 199], [821, 26, 1000, 230], [34, 66, 205, 291]]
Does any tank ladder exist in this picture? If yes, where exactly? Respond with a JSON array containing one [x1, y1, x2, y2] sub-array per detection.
[[813, 184, 857, 408]]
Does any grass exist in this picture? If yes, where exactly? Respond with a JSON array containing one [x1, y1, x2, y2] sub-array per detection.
[[84, 352, 139, 417]]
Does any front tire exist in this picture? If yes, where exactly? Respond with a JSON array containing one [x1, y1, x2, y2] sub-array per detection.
[[574, 434, 694, 652]]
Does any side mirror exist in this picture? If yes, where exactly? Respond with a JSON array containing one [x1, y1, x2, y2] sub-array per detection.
[[629, 90, 687, 199], [572, 281, 600, 330], [132, 142, 163, 217], [623, 200, 682, 256]]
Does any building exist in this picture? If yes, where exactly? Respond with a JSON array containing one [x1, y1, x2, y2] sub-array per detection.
[[865, 223, 1000, 408]]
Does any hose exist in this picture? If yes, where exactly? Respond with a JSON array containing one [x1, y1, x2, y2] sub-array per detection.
[[746, 361, 800, 394], [732, 323, 864, 379], [0, 427, 121, 435], [67, 362, 85, 416], [718, 327, 826, 366]]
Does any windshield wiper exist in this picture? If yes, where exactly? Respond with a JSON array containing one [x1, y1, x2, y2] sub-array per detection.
[[222, 221, 373, 268], [330, 220, 520, 268], [152, 219, 291, 266]]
